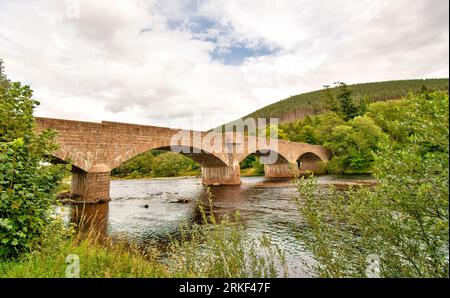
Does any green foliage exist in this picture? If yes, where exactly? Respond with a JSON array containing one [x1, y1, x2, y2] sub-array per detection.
[[240, 155, 265, 176], [281, 108, 387, 173], [240, 155, 256, 169], [111, 151, 154, 177], [0, 60, 67, 258], [325, 116, 386, 173], [335, 82, 360, 121], [322, 85, 339, 113], [295, 92, 449, 277], [265, 124, 288, 140], [314, 82, 369, 121], [111, 150, 200, 179], [151, 152, 199, 177], [239, 154, 264, 176], [251, 156, 265, 175], [313, 112, 346, 144], [281, 112, 345, 145], [280, 87, 450, 174], [365, 99, 411, 144], [0, 220, 167, 277], [298, 125, 318, 144]]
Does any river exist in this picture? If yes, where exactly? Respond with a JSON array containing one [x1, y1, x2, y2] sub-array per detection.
[[59, 174, 375, 277]]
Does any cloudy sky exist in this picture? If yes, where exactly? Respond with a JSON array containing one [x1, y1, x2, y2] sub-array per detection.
[[0, 0, 448, 130]]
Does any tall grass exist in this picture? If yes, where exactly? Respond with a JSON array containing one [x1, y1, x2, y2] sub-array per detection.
[[168, 193, 286, 277], [0, 214, 167, 278]]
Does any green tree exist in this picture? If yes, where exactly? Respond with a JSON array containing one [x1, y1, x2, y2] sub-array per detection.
[[296, 92, 449, 277], [151, 152, 198, 177], [112, 151, 154, 177], [240, 155, 256, 169], [265, 124, 288, 140], [322, 84, 340, 113], [298, 125, 318, 144], [313, 112, 345, 144], [357, 95, 369, 115], [0, 60, 67, 257], [365, 99, 411, 145], [336, 82, 359, 121], [251, 156, 265, 175], [325, 116, 386, 173]]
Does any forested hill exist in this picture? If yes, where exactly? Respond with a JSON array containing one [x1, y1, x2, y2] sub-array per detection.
[[217, 78, 448, 130]]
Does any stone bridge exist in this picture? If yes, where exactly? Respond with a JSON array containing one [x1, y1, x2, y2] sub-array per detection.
[[36, 117, 331, 203]]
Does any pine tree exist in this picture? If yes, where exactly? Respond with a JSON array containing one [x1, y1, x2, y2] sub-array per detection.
[[337, 82, 358, 121]]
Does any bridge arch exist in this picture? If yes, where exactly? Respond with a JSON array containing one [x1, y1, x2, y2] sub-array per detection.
[[297, 152, 327, 174], [238, 149, 290, 165], [109, 144, 228, 171], [51, 149, 90, 172]]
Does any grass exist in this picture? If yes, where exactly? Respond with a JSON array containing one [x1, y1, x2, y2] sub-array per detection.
[[0, 234, 167, 278], [240, 168, 264, 177]]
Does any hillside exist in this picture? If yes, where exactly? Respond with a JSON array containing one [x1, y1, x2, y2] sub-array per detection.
[[217, 78, 449, 130]]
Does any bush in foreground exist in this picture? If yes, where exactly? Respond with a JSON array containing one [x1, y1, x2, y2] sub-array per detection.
[[295, 92, 449, 277], [0, 60, 67, 258]]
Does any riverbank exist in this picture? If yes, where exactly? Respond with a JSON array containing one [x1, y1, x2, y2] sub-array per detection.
[[0, 230, 168, 277]]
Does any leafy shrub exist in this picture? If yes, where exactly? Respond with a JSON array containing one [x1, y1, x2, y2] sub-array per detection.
[[0, 60, 67, 258], [295, 92, 449, 277], [240, 155, 256, 169], [325, 116, 386, 173], [365, 99, 411, 144], [251, 157, 265, 176]]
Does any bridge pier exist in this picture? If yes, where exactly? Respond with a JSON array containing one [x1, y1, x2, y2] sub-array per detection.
[[264, 163, 299, 178], [71, 165, 111, 203], [201, 162, 241, 185]]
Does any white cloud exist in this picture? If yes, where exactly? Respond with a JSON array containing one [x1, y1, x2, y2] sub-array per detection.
[[0, 0, 448, 130]]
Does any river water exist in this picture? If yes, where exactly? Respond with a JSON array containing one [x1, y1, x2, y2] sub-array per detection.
[[60, 174, 374, 277]]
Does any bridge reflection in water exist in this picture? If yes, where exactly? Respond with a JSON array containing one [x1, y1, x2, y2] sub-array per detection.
[[70, 202, 109, 237]]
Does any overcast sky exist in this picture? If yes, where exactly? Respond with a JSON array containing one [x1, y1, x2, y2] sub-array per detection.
[[0, 0, 448, 130]]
